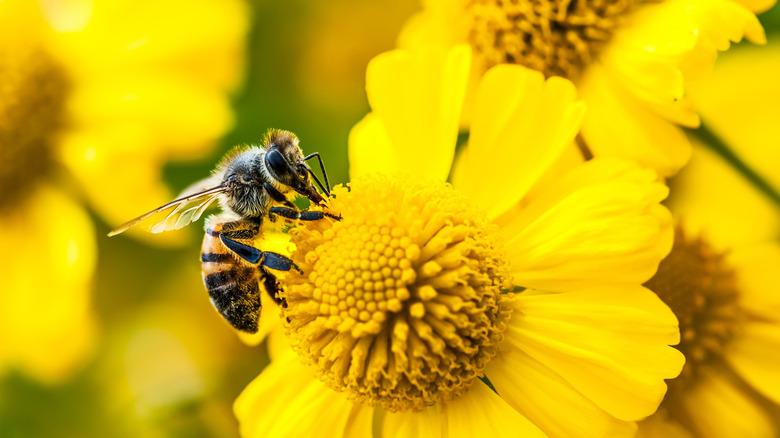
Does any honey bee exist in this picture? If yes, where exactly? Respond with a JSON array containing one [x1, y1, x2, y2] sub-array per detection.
[[109, 129, 339, 333]]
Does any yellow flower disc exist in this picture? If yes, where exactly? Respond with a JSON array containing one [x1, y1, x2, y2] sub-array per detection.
[[283, 174, 511, 411], [645, 229, 740, 399], [0, 44, 69, 210], [466, 0, 643, 79]]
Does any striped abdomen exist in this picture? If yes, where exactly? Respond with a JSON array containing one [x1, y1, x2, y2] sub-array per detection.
[[201, 223, 261, 333]]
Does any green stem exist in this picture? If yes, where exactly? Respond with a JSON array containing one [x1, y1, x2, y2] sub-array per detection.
[[688, 124, 780, 209]]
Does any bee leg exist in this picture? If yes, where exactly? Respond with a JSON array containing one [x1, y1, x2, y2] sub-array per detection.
[[263, 182, 297, 209], [217, 218, 261, 240], [259, 266, 287, 308], [268, 206, 341, 221], [220, 235, 303, 274]]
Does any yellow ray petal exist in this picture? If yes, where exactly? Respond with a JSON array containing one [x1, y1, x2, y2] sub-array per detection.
[[348, 113, 400, 179], [636, 413, 694, 438], [669, 144, 780, 249], [500, 158, 673, 291], [382, 406, 444, 437], [361, 45, 470, 181], [504, 286, 684, 421], [67, 73, 233, 157], [235, 351, 372, 438], [486, 346, 637, 438], [725, 321, 780, 405], [689, 43, 780, 195], [681, 369, 774, 437], [728, 243, 780, 318], [580, 64, 693, 177], [50, 0, 248, 91], [59, 128, 191, 247], [0, 185, 96, 382], [452, 65, 585, 220], [444, 381, 546, 438]]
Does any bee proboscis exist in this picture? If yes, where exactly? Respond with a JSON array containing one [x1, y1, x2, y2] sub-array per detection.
[[109, 129, 339, 333]]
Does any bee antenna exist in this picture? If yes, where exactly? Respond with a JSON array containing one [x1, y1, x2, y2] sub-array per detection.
[[304, 152, 331, 194], [307, 166, 330, 196]]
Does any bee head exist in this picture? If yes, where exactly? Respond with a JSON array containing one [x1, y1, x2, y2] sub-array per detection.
[[263, 129, 325, 205]]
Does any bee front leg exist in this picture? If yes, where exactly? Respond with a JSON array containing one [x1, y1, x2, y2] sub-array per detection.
[[268, 206, 341, 221]]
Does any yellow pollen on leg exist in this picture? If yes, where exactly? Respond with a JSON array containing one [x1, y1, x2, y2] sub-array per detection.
[[0, 43, 70, 210], [645, 229, 741, 403], [282, 175, 511, 411], [465, 0, 644, 79]]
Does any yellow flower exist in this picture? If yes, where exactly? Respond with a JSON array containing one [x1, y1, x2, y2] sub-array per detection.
[[235, 45, 684, 437], [0, 0, 247, 382], [399, 0, 770, 176], [637, 44, 780, 438]]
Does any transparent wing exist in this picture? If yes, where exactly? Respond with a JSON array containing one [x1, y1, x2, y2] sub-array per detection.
[[108, 176, 225, 237]]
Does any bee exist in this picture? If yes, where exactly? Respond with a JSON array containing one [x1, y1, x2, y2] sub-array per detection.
[[109, 129, 339, 333]]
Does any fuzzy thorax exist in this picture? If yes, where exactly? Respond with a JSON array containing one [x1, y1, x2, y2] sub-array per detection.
[[281, 174, 512, 411]]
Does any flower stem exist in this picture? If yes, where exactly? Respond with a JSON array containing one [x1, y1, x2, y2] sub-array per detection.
[[688, 124, 780, 209]]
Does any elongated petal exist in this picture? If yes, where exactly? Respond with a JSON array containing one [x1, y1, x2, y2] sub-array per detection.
[[357, 45, 470, 181], [725, 322, 780, 404], [0, 186, 96, 382], [381, 382, 544, 438], [235, 352, 372, 438], [487, 346, 637, 438], [452, 65, 585, 220], [500, 158, 673, 290], [498, 286, 683, 422], [681, 369, 774, 437]]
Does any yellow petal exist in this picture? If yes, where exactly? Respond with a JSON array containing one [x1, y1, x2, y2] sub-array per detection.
[[361, 45, 470, 181], [51, 0, 248, 91], [725, 321, 780, 404], [235, 351, 372, 438], [636, 413, 694, 438], [689, 43, 780, 194], [733, 0, 777, 12], [681, 369, 774, 437], [668, 144, 779, 249], [383, 381, 543, 438], [382, 406, 445, 437], [452, 65, 585, 220], [728, 243, 780, 318], [348, 113, 400, 179], [0, 185, 96, 382], [580, 64, 692, 177], [59, 128, 190, 247], [487, 346, 637, 438], [503, 285, 683, 421], [500, 158, 673, 291], [444, 382, 546, 438], [67, 73, 233, 157]]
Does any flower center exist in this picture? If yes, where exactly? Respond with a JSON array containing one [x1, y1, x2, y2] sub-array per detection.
[[644, 229, 741, 401], [282, 175, 511, 411], [0, 43, 70, 210], [465, 0, 643, 79]]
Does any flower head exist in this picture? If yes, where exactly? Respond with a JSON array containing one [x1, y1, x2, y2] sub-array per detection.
[[0, 0, 247, 382], [400, 0, 770, 176], [236, 45, 684, 437], [637, 46, 780, 436]]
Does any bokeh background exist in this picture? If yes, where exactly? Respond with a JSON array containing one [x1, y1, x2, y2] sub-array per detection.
[[0, 1, 778, 437]]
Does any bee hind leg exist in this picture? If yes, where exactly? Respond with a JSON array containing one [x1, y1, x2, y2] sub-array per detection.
[[259, 266, 287, 308]]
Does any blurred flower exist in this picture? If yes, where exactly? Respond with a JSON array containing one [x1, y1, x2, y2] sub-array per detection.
[[0, 0, 247, 382], [399, 0, 771, 176], [235, 45, 683, 437], [637, 44, 780, 438]]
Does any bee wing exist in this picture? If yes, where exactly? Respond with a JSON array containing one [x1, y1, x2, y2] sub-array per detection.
[[108, 180, 225, 237]]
